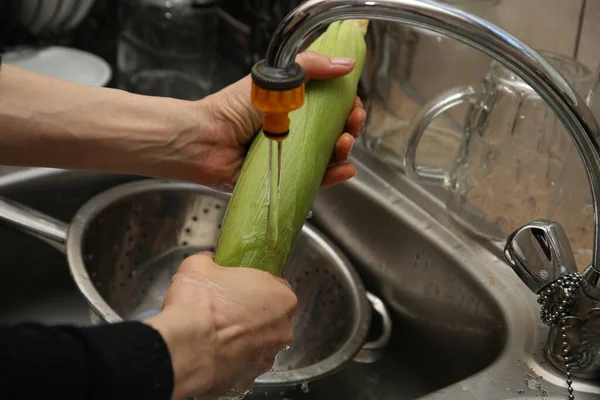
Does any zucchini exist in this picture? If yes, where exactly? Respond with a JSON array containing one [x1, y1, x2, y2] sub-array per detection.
[[215, 19, 369, 276]]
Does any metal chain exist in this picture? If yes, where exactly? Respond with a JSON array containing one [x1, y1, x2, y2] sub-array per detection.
[[538, 272, 583, 400]]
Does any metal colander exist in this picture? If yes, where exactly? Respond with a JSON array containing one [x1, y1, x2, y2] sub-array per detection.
[[0, 179, 391, 391]]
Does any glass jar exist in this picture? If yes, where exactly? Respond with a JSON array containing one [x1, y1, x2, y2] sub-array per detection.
[[117, 0, 220, 100]]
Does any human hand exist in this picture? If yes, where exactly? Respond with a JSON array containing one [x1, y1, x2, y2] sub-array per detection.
[[145, 252, 297, 400], [197, 51, 366, 190]]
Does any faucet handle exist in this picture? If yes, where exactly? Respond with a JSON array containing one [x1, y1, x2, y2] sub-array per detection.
[[504, 220, 578, 293]]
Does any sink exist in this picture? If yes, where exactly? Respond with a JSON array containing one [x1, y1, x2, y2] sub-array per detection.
[[0, 148, 598, 399]]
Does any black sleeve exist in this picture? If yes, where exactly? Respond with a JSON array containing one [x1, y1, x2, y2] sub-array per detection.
[[0, 321, 174, 400]]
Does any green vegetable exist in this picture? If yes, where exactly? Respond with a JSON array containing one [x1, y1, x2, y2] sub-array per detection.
[[215, 19, 369, 276]]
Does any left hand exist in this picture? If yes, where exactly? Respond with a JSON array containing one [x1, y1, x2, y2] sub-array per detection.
[[199, 51, 366, 190]]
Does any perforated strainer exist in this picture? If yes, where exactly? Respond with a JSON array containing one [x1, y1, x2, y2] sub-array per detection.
[[0, 179, 391, 392]]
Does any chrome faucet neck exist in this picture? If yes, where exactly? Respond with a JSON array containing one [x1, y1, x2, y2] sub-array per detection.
[[264, 0, 600, 273]]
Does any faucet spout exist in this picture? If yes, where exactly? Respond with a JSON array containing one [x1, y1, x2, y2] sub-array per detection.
[[264, 0, 600, 277]]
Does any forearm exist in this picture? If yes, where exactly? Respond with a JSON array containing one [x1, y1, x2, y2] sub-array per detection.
[[0, 321, 173, 399], [0, 65, 211, 181]]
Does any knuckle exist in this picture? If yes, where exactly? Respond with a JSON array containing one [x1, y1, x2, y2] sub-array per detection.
[[178, 252, 214, 274], [294, 50, 321, 67], [285, 291, 298, 313]]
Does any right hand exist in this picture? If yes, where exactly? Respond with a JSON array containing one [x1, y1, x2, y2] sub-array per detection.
[[145, 252, 297, 400]]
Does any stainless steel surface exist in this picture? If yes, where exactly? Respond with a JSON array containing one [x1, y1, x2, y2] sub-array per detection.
[[0, 177, 391, 392], [0, 159, 599, 398], [262, 0, 600, 386], [504, 220, 578, 294], [312, 145, 600, 399]]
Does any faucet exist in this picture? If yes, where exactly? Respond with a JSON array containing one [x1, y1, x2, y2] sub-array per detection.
[[251, 0, 600, 384]]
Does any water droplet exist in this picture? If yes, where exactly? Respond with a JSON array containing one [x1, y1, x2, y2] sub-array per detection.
[[283, 345, 291, 351], [300, 382, 310, 393]]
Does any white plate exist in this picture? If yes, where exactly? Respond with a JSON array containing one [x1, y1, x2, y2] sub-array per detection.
[[3, 46, 112, 87]]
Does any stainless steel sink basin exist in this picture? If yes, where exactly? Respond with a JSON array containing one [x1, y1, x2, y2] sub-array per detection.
[[0, 147, 598, 399]]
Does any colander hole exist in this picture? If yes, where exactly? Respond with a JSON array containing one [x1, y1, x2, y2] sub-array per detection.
[[128, 271, 135, 278], [337, 284, 342, 290], [134, 210, 140, 216], [341, 295, 345, 301], [119, 264, 125, 270], [315, 268, 320, 274], [192, 216, 198, 221], [183, 253, 189, 258], [185, 228, 191, 234], [215, 204, 221, 209], [217, 224, 221, 229], [119, 282, 126, 288], [140, 221, 145, 227], [203, 209, 209, 214], [134, 261, 139, 267], [330, 300, 335, 305], [141, 288, 147, 294], [182, 241, 188, 246], [304, 271, 310, 276], [127, 236, 133, 243], [148, 276, 154, 282], [209, 247, 215, 252]]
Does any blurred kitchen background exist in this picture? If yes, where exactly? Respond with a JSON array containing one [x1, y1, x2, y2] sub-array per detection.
[[1, 0, 600, 270]]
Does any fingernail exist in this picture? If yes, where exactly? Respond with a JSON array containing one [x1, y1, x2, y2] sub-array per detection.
[[330, 57, 355, 67]]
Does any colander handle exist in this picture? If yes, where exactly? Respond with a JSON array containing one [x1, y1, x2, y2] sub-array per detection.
[[0, 197, 68, 253], [353, 291, 393, 364]]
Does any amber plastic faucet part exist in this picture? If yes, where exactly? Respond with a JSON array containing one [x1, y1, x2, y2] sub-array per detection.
[[250, 60, 306, 141]]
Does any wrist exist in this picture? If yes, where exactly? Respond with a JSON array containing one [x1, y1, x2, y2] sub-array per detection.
[[146, 308, 217, 400]]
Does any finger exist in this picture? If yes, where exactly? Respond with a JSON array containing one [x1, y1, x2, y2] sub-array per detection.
[[345, 106, 366, 138], [295, 51, 355, 82], [330, 133, 354, 165], [320, 163, 357, 188]]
